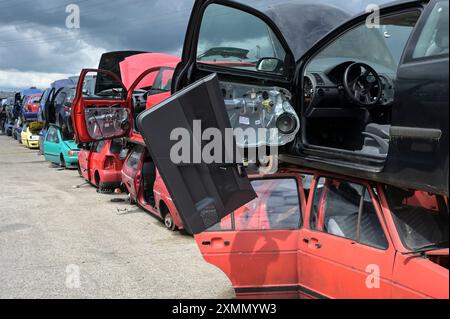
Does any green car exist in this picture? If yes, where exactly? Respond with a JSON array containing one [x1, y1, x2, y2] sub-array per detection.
[[43, 125, 80, 168]]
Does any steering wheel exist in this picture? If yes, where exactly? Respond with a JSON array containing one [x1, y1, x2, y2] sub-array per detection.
[[343, 62, 382, 107]]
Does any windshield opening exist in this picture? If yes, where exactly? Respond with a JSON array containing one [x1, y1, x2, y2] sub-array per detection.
[[384, 186, 449, 251]]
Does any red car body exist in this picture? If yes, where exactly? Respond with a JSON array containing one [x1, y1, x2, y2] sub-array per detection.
[[78, 139, 124, 190], [121, 144, 184, 231], [118, 53, 183, 230], [195, 166, 449, 299], [24, 94, 42, 113], [77, 53, 180, 191]]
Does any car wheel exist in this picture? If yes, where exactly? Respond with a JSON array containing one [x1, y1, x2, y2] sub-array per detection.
[[164, 212, 176, 231], [60, 154, 66, 168]]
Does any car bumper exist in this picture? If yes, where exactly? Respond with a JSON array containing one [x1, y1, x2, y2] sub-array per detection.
[[99, 170, 122, 187], [23, 112, 38, 121], [26, 139, 40, 148], [64, 156, 79, 168]]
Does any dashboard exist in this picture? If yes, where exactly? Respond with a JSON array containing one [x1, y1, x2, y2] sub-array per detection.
[[304, 61, 395, 114]]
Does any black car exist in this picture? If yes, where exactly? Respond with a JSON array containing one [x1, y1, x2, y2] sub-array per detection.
[[69, 0, 449, 234], [138, 0, 449, 233]]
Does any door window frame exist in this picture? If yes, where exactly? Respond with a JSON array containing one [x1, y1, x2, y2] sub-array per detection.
[[206, 175, 307, 233], [307, 175, 391, 251], [402, 0, 449, 64], [188, 0, 296, 83]]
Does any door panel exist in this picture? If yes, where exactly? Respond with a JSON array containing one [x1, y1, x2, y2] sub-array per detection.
[[196, 177, 305, 298], [299, 177, 395, 299], [385, 0, 449, 195], [137, 74, 256, 234], [72, 69, 131, 143]]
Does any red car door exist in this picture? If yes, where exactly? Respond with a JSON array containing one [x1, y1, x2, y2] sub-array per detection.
[[122, 145, 144, 199], [89, 141, 105, 186], [298, 176, 396, 299], [78, 146, 91, 180], [195, 174, 310, 299]]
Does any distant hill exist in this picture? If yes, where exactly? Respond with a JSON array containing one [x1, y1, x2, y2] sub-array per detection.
[[0, 91, 15, 99]]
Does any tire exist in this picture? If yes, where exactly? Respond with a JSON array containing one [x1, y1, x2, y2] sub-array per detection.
[[94, 171, 101, 188], [164, 212, 176, 231], [60, 154, 66, 168]]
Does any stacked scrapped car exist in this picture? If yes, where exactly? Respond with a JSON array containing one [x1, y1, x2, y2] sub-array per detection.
[[67, 0, 448, 298]]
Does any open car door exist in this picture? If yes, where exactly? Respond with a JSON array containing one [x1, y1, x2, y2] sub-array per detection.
[[72, 69, 131, 143], [170, 0, 447, 196]]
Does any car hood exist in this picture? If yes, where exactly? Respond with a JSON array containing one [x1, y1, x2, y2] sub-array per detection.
[[63, 140, 79, 151], [264, 3, 350, 60], [28, 122, 43, 132], [119, 53, 180, 90]]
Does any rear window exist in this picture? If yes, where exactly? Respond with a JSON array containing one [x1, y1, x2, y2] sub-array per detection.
[[385, 186, 449, 251], [110, 139, 123, 154]]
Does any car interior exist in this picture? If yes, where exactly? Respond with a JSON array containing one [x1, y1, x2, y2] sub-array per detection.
[[301, 11, 422, 159], [194, 4, 448, 165], [312, 178, 388, 249], [141, 152, 156, 207], [385, 186, 449, 250]]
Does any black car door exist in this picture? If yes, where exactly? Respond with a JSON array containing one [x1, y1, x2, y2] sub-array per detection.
[[385, 0, 449, 195]]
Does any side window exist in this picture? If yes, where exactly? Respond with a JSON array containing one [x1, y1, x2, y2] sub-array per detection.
[[311, 177, 388, 250], [411, 1, 449, 59], [46, 128, 55, 142], [208, 178, 302, 231], [53, 129, 60, 143], [94, 141, 105, 153], [153, 68, 175, 91], [197, 4, 287, 75], [126, 146, 143, 177], [109, 139, 123, 154], [55, 92, 66, 106]]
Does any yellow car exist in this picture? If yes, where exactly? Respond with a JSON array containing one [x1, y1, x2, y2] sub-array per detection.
[[21, 122, 43, 149]]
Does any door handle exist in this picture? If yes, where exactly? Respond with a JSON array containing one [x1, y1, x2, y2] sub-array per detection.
[[202, 239, 231, 247], [304, 237, 322, 249]]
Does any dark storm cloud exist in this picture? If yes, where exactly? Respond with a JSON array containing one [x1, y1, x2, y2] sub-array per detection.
[[0, 0, 391, 88]]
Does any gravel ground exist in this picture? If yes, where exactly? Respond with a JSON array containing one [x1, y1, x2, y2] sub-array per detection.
[[0, 135, 234, 299]]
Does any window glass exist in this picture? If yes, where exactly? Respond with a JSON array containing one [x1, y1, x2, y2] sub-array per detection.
[[95, 141, 105, 153], [197, 4, 287, 74], [110, 139, 123, 154], [307, 11, 421, 74], [208, 178, 302, 231], [412, 1, 449, 59], [46, 127, 55, 142], [385, 186, 449, 251], [126, 146, 144, 176], [311, 177, 388, 249], [152, 68, 175, 91], [55, 93, 66, 106]]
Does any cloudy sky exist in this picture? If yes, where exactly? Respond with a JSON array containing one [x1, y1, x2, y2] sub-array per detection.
[[0, 0, 390, 90]]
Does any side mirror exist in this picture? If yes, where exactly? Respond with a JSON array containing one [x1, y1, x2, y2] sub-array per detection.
[[119, 148, 129, 160], [256, 57, 283, 73]]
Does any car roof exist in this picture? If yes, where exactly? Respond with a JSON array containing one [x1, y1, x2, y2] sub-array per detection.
[[264, 3, 351, 60]]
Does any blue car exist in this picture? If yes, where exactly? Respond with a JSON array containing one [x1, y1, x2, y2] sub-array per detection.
[[43, 125, 80, 168], [54, 86, 76, 132]]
